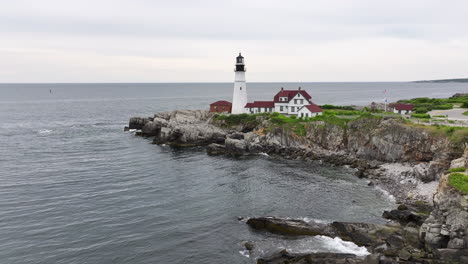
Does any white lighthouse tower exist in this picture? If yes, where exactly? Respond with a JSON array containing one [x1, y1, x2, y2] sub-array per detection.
[[231, 53, 248, 114]]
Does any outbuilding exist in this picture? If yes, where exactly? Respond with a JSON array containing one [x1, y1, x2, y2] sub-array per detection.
[[391, 103, 413, 115], [245, 101, 275, 114], [209, 100, 232, 113], [297, 104, 323, 118]]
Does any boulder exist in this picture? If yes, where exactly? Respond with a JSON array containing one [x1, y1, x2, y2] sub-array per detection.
[[129, 117, 149, 129], [206, 143, 226, 155]]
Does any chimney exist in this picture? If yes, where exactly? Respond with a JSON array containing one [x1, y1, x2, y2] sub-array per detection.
[[281, 87, 284, 91], [298, 87, 301, 90]]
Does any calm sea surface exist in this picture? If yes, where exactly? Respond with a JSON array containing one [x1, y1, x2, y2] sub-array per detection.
[[0, 83, 467, 263]]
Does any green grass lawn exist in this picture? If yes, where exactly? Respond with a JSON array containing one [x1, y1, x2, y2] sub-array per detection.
[[448, 172, 468, 195]]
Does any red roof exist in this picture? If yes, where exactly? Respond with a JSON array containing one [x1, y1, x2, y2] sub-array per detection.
[[302, 104, 323, 113], [273, 89, 312, 103], [245, 101, 275, 108], [210, 100, 232, 106], [392, 103, 413, 111]]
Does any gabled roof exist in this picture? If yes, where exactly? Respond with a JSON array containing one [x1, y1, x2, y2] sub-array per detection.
[[392, 103, 413, 111], [210, 100, 232, 106], [245, 101, 275, 108], [273, 89, 312, 103], [301, 104, 323, 113]]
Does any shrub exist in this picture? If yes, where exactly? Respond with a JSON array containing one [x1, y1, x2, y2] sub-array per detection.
[[462, 102, 468, 108], [448, 173, 468, 195], [414, 107, 430, 114], [433, 104, 453, 110], [320, 104, 355, 110], [463, 111, 468, 116], [323, 110, 362, 116], [446, 167, 466, 173], [214, 113, 260, 127], [411, 113, 430, 119]]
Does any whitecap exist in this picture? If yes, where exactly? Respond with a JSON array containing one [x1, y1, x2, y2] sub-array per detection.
[[374, 186, 396, 203], [314, 236, 370, 256], [258, 152, 270, 156], [302, 217, 330, 224], [38, 129, 52, 134], [239, 250, 250, 258]]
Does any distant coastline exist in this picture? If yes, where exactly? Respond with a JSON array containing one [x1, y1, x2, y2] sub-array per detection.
[[414, 78, 468, 83]]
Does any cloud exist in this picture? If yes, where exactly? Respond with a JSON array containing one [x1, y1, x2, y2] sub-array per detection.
[[0, 0, 468, 82]]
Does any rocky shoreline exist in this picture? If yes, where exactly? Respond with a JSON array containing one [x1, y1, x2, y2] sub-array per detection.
[[126, 110, 468, 263]]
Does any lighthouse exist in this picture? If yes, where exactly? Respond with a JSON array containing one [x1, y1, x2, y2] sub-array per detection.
[[231, 53, 248, 114]]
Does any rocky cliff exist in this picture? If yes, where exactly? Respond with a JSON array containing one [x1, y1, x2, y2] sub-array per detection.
[[419, 148, 468, 262]]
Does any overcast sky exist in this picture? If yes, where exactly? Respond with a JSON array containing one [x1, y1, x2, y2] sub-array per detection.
[[1, 0, 468, 82]]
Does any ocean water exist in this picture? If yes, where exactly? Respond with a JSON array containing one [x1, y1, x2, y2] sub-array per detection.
[[0, 82, 466, 264]]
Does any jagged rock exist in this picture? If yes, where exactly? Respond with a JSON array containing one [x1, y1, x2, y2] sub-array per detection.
[[256, 251, 370, 264], [382, 209, 425, 226], [227, 132, 244, 140], [129, 117, 149, 129], [398, 248, 412, 261]]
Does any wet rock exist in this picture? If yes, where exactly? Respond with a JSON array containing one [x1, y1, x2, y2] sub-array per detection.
[[224, 138, 247, 156], [331, 222, 382, 247], [243, 241, 254, 251], [206, 143, 226, 155], [246, 217, 334, 237]]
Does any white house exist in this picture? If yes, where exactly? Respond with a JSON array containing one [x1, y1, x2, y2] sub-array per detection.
[[391, 103, 413, 115], [297, 104, 323, 117], [244, 87, 322, 116]]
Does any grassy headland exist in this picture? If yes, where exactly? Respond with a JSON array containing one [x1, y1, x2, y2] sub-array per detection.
[[214, 105, 468, 151], [398, 94, 468, 113]]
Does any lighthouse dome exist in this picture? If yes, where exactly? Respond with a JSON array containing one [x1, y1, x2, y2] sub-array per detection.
[[236, 53, 244, 64]]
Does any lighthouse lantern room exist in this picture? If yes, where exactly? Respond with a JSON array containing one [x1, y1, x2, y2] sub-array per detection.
[[231, 53, 248, 114]]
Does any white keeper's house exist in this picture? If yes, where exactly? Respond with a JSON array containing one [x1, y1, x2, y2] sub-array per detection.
[[245, 87, 323, 117]]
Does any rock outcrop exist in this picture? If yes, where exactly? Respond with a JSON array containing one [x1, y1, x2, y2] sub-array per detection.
[[246, 217, 428, 263], [419, 148, 468, 262]]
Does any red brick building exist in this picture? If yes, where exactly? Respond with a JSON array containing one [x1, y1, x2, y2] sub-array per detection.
[[209, 100, 232, 113]]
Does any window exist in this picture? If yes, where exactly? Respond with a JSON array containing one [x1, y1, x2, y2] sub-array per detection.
[[301, 113, 304, 117], [240, 87, 242, 90], [300, 99, 303, 104], [306, 113, 309, 117], [258, 107, 261, 112], [280, 106, 283, 111], [291, 107, 295, 112], [294, 99, 298, 104]]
